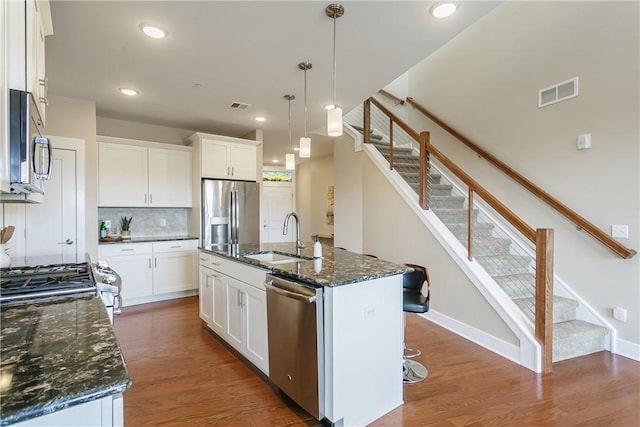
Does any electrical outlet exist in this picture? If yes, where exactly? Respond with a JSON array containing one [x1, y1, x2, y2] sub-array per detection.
[[104, 220, 111, 229], [160, 218, 167, 227], [364, 305, 376, 318], [611, 225, 629, 239], [613, 307, 627, 323]]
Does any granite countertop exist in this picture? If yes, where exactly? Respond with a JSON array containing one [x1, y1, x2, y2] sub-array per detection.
[[201, 242, 411, 287], [99, 234, 198, 244], [0, 294, 131, 426]]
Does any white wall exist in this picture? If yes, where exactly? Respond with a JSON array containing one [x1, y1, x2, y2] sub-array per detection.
[[334, 134, 363, 252], [295, 154, 335, 241], [44, 95, 98, 258], [406, 2, 639, 345], [97, 117, 194, 145]]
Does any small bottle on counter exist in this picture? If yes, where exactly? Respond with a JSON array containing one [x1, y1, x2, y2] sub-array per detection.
[[313, 236, 322, 258], [99, 221, 107, 239]]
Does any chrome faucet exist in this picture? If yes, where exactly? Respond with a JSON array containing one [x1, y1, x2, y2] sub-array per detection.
[[283, 212, 304, 255]]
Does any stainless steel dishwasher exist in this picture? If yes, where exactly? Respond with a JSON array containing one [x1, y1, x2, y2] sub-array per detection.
[[265, 274, 324, 420]]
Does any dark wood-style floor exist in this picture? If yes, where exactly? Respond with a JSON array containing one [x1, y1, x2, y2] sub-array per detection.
[[114, 297, 640, 426]]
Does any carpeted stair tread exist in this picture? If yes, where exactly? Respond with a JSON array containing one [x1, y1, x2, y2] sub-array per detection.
[[513, 296, 579, 323], [475, 254, 532, 276], [457, 236, 513, 256], [494, 274, 535, 298]]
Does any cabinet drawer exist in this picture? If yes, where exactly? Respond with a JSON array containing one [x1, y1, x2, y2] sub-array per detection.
[[153, 240, 198, 253], [225, 260, 269, 290], [209, 254, 230, 272], [99, 242, 153, 257], [199, 251, 212, 268]]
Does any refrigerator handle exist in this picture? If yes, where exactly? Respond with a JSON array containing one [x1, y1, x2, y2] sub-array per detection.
[[234, 188, 240, 243], [229, 189, 235, 244]]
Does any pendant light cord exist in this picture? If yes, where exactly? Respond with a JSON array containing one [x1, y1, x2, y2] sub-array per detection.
[[304, 69, 308, 138], [332, 14, 337, 106], [288, 97, 292, 151]]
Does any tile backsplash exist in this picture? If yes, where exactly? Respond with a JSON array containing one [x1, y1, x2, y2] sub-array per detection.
[[98, 208, 191, 237]]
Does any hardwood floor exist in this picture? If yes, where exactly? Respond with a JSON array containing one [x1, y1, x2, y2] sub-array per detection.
[[114, 297, 640, 426]]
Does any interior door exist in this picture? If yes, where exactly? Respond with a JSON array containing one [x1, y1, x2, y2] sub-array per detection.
[[25, 148, 77, 256], [262, 185, 294, 243]]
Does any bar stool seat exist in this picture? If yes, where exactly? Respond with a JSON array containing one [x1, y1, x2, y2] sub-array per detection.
[[402, 263, 430, 384]]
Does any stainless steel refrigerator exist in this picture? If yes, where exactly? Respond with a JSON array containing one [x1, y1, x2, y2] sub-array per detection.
[[201, 179, 260, 249]]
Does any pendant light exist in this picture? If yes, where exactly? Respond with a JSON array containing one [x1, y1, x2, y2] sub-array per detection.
[[284, 94, 296, 170], [326, 3, 344, 137], [298, 62, 312, 158]]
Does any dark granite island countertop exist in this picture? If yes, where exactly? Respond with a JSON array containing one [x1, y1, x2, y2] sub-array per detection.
[[0, 294, 131, 426], [201, 242, 411, 287]]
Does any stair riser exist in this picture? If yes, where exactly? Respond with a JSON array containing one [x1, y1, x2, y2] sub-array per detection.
[[458, 238, 513, 256], [514, 297, 578, 324], [430, 198, 465, 210], [553, 333, 607, 362], [434, 209, 478, 224]]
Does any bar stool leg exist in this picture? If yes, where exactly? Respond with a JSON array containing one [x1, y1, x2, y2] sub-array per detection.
[[402, 312, 428, 383]]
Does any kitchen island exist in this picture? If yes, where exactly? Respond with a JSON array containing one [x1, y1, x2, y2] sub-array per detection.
[[0, 294, 131, 426], [200, 242, 410, 427]]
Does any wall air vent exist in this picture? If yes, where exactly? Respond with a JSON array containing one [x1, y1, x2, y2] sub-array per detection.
[[538, 77, 578, 108], [229, 101, 251, 110]]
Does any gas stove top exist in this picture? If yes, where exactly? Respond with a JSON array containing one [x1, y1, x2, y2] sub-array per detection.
[[0, 261, 97, 301]]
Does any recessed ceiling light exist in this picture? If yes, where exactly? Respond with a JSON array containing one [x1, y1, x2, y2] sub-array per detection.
[[255, 116, 267, 122], [325, 104, 335, 110], [430, 2, 458, 18], [272, 159, 280, 164], [293, 147, 300, 151], [139, 23, 168, 39], [119, 87, 139, 96]]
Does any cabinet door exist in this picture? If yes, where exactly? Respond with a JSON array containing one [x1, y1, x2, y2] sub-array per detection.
[[225, 277, 244, 352], [98, 143, 148, 207], [201, 139, 229, 179], [148, 148, 192, 207], [243, 284, 268, 373], [102, 253, 153, 304], [154, 250, 197, 294], [199, 266, 213, 324], [229, 144, 257, 181], [210, 270, 226, 336]]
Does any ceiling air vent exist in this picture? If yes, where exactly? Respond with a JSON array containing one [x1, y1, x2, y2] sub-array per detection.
[[229, 101, 251, 110], [538, 77, 578, 108]]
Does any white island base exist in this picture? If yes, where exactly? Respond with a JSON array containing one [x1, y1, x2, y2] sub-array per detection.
[[322, 274, 404, 426]]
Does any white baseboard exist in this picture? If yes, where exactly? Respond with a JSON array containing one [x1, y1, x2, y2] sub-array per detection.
[[420, 309, 521, 366], [123, 289, 197, 307], [614, 337, 640, 361]]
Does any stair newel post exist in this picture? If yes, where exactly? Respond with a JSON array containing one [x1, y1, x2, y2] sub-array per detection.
[[363, 99, 371, 144], [467, 189, 474, 261], [535, 228, 554, 373], [389, 118, 394, 170], [419, 131, 430, 210]]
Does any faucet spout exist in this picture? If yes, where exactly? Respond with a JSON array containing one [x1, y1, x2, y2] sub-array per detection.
[[283, 212, 305, 255]]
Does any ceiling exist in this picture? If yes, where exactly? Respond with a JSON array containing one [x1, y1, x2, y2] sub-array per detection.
[[46, 1, 499, 163]]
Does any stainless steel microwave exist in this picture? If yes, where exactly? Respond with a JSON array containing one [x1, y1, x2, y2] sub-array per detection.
[[5, 89, 52, 197]]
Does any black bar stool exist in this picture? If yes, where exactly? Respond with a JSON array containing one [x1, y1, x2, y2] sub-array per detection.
[[402, 263, 430, 383]]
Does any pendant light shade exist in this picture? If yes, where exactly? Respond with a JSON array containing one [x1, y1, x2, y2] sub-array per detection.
[[284, 94, 296, 171], [327, 106, 343, 137], [326, 4, 344, 137], [285, 153, 295, 170], [299, 137, 311, 157], [298, 62, 313, 158]]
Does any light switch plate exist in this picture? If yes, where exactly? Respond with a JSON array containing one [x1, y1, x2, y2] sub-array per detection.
[[611, 225, 629, 239], [105, 220, 111, 229], [577, 134, 591, 150]]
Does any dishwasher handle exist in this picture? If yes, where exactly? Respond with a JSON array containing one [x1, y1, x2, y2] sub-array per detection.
[[264, 280, 317, 304]]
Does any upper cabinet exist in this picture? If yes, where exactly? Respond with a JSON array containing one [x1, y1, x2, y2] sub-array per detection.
[[98, 137, 192, 208], [7, 0, 52, 125], [186, 133, 260, 182]]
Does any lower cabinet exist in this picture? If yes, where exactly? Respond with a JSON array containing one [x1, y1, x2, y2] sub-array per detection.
[[198, 251, 269, 374], [100, 240, 198, 306], [13, 393, 123, 427]]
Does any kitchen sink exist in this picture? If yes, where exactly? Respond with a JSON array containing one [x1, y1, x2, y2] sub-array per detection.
[[244, 252, 310, 265]]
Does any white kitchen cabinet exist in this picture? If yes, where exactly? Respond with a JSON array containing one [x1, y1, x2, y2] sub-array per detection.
[[200, 251, 269, 373], [99, 240, 197, 306], [153, 241, 197, 294], [198, 265, 213, 325], [98, 137, 192, 208], [99, 243, 154, 301], [12, 393, 123, 427], [7, 0, 52, 124], [186, 133, 259, 181]]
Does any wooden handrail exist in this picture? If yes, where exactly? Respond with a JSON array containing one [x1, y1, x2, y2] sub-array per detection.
[[378, 89, 404, 105], [370, 98, 420, 141], [405, 97, 636, 260]]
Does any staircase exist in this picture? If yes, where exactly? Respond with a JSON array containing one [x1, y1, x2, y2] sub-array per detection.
[[367, 137, 608, 362]]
